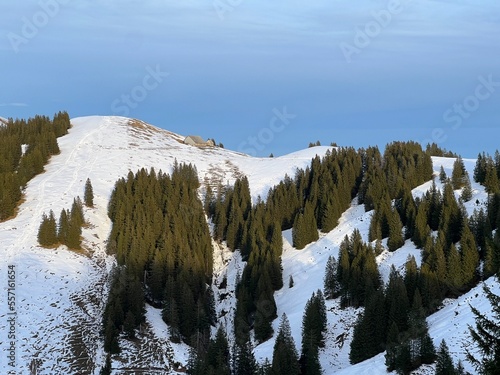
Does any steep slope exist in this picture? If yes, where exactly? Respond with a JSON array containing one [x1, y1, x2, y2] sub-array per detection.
[[0, 116, 332, 374]]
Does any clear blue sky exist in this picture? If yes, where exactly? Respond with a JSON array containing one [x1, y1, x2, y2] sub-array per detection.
[[1, 1, 499, 157]]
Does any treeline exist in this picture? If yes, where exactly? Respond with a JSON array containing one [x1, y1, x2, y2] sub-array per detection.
[[103, 164, 215, 354], [0, 112, 70, 221]]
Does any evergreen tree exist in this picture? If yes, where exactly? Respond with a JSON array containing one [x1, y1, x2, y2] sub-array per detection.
[[350, 290, 386, 364], [99, 354, 112, 375], [123, 311, 136, 339], [57, 208, 70, 245], [485, 165, 500, 194], [451, 156, 467, 189], [66, 215, 82, 250], [233, 341, 259, 375], [206, 327, 231, 375], [439, 166, 448, 183], [461, 172, 473, 202], [413, 201, 431, 249], [460, 225, 479, 288], [301, 291, 327, 353], [388, 209, 405, 251], [37, 210, 58, 247], [323, 255, 339, 299], [385, 321, 400, 372], [474, 153, 488, 184], [435, 340, 456, 375], [466, 282, 500, 374], [71, 196, 85, 227], [84, 178, 94, 207], [271, 314, 300, 375], [386, 267, 409, 332]]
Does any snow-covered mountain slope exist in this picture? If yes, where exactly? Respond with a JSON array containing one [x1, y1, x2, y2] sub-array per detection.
[[0, 116, 333, 374], [0, 115, 496, 374], [251, 156, 493, 375]]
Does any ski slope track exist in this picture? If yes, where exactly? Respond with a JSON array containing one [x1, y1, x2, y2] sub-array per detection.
[[0, 115, 496, 374]]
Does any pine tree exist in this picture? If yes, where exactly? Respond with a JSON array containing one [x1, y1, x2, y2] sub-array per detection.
[[84, 178, 94, 207], [271, 314, 300, 375], [466, 282, 500, 374]]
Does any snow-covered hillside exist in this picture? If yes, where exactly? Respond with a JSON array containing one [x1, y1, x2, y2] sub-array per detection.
[[0, 116, 496, 374], [0, 116, 333, 374]]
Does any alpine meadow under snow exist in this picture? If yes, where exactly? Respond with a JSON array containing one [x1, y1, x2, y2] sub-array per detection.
[[0, 116, 498, 374]]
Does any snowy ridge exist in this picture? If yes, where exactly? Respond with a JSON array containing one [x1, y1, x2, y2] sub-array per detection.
[[0, 116, 495, 374]]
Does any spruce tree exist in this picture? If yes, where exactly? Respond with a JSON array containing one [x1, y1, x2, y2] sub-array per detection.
[[84, 178, 94, 207], [324, 255, 339, 299], [385, 321, 400, 372], [233, 341, 258, 375], [388, 210, 405, 252], [38, 211, 58, 247], [435, 340, 456, 375], [485, 165, 500, 194], [466, 282, 500, 374], [461, 173, 473, 202], [66, 216, 82, 250], [460, 225, 479, 287], [439, 166, 448, 183], [58, 209, 70, 245], [451, 156, 467, 189], [71, 196, 85, 227], [271, 314, 300, 375]]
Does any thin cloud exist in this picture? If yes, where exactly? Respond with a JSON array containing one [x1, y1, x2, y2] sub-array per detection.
[[0, 103, 28, 107]]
